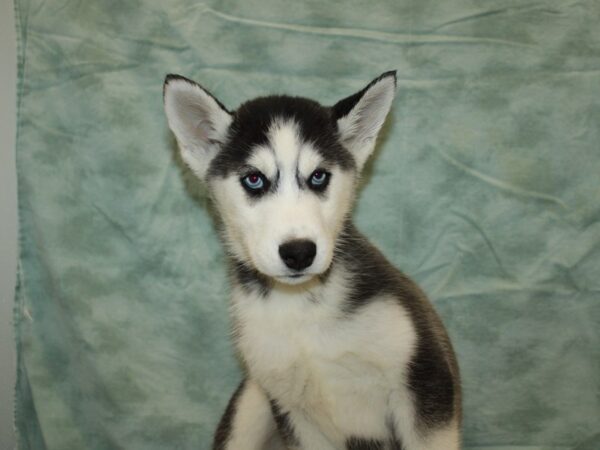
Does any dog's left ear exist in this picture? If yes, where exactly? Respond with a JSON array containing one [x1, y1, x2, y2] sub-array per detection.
[[163, 74, 232, 180], [332, 71, 397, 171]]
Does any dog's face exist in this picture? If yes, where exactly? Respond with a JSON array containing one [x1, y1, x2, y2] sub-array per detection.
[[164, 72, 396, 285]]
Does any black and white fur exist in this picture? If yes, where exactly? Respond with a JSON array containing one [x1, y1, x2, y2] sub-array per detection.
[[163, 72, 461, 450]]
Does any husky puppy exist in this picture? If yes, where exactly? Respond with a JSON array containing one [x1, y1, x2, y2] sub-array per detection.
[[163, 72, 461, 450]]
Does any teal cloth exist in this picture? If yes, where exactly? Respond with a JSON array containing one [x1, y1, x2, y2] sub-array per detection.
[[13, 0, 600, 448]]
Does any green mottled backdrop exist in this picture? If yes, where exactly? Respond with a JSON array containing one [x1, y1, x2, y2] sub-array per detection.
[[13, 0, 600, 448]]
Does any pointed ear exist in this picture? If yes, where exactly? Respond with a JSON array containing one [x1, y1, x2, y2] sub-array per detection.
[[163, 74, 232, 180], [332, 71, 397, 171]]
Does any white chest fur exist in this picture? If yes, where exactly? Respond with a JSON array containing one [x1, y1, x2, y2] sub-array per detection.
[[230, 270, 417, 442]]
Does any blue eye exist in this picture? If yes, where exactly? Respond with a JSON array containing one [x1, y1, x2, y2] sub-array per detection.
[[308, 170, 330, 189], [241, 173, 266, 193]]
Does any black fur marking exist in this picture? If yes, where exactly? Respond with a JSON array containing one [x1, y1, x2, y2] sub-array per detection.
[[332, 71, 397, 120], [335, 223, 398, 315], [346, 437, 385, 450], [213, 379, 246, 450], [208, 96, 355, 178], [231, 259, 271, 297], [335, 222, 460, 429], [407, 323, 457, 428], [269, 399, 299, 446], [389, 438, 406, 450]]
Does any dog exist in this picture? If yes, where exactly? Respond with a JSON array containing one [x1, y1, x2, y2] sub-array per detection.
[[163, 71, 461, 450]]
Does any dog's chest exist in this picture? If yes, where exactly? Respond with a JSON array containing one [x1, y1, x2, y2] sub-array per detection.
[[232, 285, 417, 439]]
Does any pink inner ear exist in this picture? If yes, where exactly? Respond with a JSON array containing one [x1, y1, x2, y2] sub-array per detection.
[[194, 118, 213, 140]]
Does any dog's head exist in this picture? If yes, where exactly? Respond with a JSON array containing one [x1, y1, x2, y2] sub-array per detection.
[[164, 72, 396, 286]]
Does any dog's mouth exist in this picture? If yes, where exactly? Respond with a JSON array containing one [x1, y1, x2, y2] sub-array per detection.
[[274, 272, 316, 285]]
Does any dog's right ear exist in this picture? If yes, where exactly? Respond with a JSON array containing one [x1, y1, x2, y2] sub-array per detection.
[[163, 74, 232, 180]]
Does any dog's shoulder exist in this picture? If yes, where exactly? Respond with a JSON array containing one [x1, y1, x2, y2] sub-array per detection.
[[332, 223, 462, 427], [333, 222, 425, 313]]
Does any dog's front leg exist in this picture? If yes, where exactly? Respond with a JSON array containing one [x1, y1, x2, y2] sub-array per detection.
[[213, 378, 282, 450], [282, 412, 339, 450]]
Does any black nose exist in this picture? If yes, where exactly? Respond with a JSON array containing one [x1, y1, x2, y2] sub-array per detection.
[[279, 239, 317, 271]]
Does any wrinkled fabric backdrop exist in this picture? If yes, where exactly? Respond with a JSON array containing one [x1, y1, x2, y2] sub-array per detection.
[[13, 0, 600, 448]]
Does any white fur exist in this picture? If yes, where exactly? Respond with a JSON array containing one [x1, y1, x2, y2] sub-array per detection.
[[228, 268, 459, 450], [210, 121, 354, 284], [225, 380, 279, 450], [231, 268, 417, 449]]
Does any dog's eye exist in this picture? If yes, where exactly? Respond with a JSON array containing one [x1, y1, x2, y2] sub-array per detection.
[[308, 170, 330, 190], [241, 172, 268, 194]]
